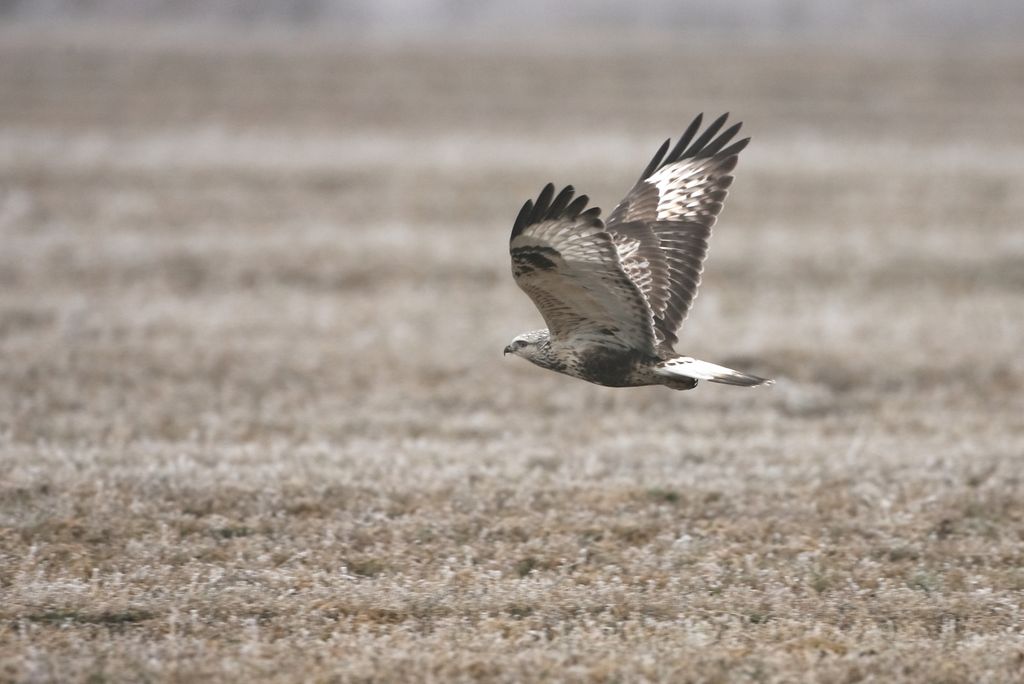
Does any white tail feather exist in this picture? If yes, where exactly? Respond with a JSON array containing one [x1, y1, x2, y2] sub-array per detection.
[[655, 357, 773, 387]]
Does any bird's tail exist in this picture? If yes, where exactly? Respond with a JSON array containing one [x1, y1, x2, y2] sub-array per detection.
[[655, 356, 773, 387]]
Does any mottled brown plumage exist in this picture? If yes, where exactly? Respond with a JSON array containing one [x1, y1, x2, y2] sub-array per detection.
[[504, 114, 772, 390]]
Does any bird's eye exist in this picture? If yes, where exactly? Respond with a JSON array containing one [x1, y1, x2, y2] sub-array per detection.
[[516, 340, 528, 349]]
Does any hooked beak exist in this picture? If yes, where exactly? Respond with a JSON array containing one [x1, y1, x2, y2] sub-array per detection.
[[503, 345, 513, 356]]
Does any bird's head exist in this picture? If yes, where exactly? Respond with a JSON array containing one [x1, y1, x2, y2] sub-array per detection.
[[503, 329, 551, 362]]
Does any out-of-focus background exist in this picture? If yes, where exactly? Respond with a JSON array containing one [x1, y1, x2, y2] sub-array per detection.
[[2, 3, 1023, 682], [6, 0, 1024, 39]]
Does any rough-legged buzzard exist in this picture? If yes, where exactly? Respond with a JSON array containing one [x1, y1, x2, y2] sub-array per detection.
[[504, 113, 772, 390]]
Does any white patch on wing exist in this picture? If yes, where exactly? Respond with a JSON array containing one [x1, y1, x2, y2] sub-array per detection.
[[647, 160, 723, 223], [614, 236, 640, 261]]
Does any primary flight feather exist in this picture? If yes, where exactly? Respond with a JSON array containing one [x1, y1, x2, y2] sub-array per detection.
[[504, 113, 772, 390]]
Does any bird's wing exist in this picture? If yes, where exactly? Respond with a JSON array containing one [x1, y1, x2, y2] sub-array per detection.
[[606, 113, 749, 351], [510, 184, 657, 353]]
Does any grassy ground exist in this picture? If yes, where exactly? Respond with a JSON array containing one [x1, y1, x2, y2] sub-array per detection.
[[1, 28, 1023, 682]]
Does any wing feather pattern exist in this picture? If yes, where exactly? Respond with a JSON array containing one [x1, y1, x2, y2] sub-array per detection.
[[510, 184, 656, 353], [607, 113, 750, 351]]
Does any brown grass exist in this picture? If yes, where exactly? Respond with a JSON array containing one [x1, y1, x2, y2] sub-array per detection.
[[1, 27, 1023, 682]]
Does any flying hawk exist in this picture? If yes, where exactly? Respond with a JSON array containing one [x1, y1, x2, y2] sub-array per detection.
[[504, 113, 772, 391]]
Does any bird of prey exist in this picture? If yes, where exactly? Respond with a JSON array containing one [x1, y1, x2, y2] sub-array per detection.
[[504, 113, 771, 391]]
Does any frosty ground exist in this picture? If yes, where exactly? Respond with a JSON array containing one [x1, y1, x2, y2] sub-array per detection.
[[1, 28, 1023, 681]]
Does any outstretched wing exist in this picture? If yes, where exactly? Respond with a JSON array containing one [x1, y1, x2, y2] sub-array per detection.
[[607, 113, 749, 352], [510, 184, 657, 353]]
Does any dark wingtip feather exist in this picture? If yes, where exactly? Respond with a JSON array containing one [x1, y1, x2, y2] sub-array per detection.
[[512, 184, 600, 240], [682, 112, 729, 159], [641, 113, 749, 179], [546, 185, 575, 220], [663, 114, 705, 167], [638, 138, 671, 183], [564, 194, 590, 218], [699, 122, 743, 158], [511, 199, 535, 238], [530, 183, 556, 224], [718, 136, 751, 158]]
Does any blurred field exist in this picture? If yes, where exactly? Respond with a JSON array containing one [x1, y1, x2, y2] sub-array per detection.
[[1, 27, 1023, 682]]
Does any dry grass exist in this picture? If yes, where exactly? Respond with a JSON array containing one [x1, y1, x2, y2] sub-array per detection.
[[1, 27, 1023, 682]]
